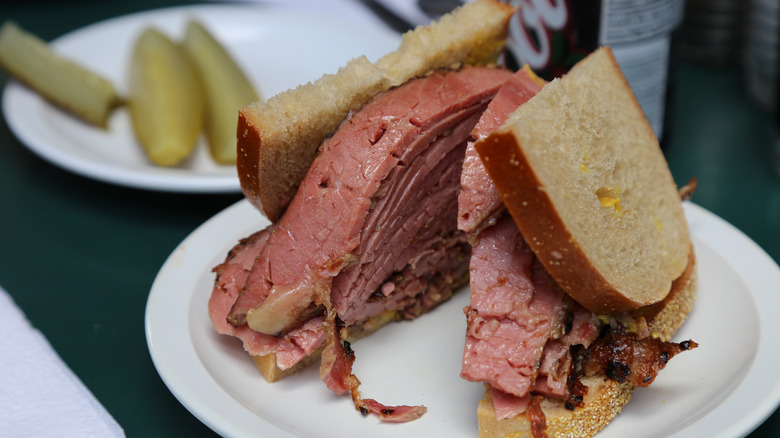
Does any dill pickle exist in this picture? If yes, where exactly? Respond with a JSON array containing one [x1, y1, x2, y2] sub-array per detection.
[[128, 27, 204, 166], [183, 20, 260, 164], [0, 21, 122, 128]]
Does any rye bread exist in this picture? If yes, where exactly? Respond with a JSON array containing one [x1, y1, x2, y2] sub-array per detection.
[[475, 47, 691, 314]]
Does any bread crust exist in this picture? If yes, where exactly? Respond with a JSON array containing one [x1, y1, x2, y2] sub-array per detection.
[[236, 111, 264, 215], [476, 130, 647, 313], [477, 376, 633, 438], [634, 249, 698, 342], [476, 252, 697, 438]]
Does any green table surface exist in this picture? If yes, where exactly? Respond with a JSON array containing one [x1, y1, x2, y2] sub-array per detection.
[[1, 1, 779, 437]]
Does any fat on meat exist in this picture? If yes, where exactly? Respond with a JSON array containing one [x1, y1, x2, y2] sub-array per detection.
[[458, 66, 545, 238]]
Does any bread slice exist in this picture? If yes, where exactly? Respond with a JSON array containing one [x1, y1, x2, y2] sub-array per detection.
[[237, 0, 515, 221], [475, 47, 691, 314], [477, 251, 697, 438]]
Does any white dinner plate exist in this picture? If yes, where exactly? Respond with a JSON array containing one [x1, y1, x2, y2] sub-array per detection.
[[1, 4, 401, 192], [145, 200, 780, 437]]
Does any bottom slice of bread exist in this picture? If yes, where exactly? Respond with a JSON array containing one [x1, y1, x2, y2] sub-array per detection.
[[478, 376, 633, 438], [250, 309, 401, 382], [252, 346, 325, 383], [477, 250, 697, 438]]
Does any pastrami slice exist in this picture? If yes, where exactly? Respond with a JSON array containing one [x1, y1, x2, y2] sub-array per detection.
[[228, 66, 513, 336], [458, 66, 545, 236]]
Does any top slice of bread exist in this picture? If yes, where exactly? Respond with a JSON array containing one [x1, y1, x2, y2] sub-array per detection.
[[237, 0, 515, 221], [475, 47, 691, 313]]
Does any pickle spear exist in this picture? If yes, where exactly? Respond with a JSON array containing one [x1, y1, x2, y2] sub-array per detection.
[[183, 20, 260, 164], [128, 27, 204, 167], [0, 20, 122, 128]]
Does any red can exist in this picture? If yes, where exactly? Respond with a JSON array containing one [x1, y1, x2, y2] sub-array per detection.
[[504, 0, 685, 141]]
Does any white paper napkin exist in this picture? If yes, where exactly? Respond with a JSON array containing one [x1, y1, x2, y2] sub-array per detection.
[[0, 285, 125, 438]]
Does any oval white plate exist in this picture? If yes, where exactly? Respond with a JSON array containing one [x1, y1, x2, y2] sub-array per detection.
[[2, 5, 401, 193], [145, 201, 780, 437]]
